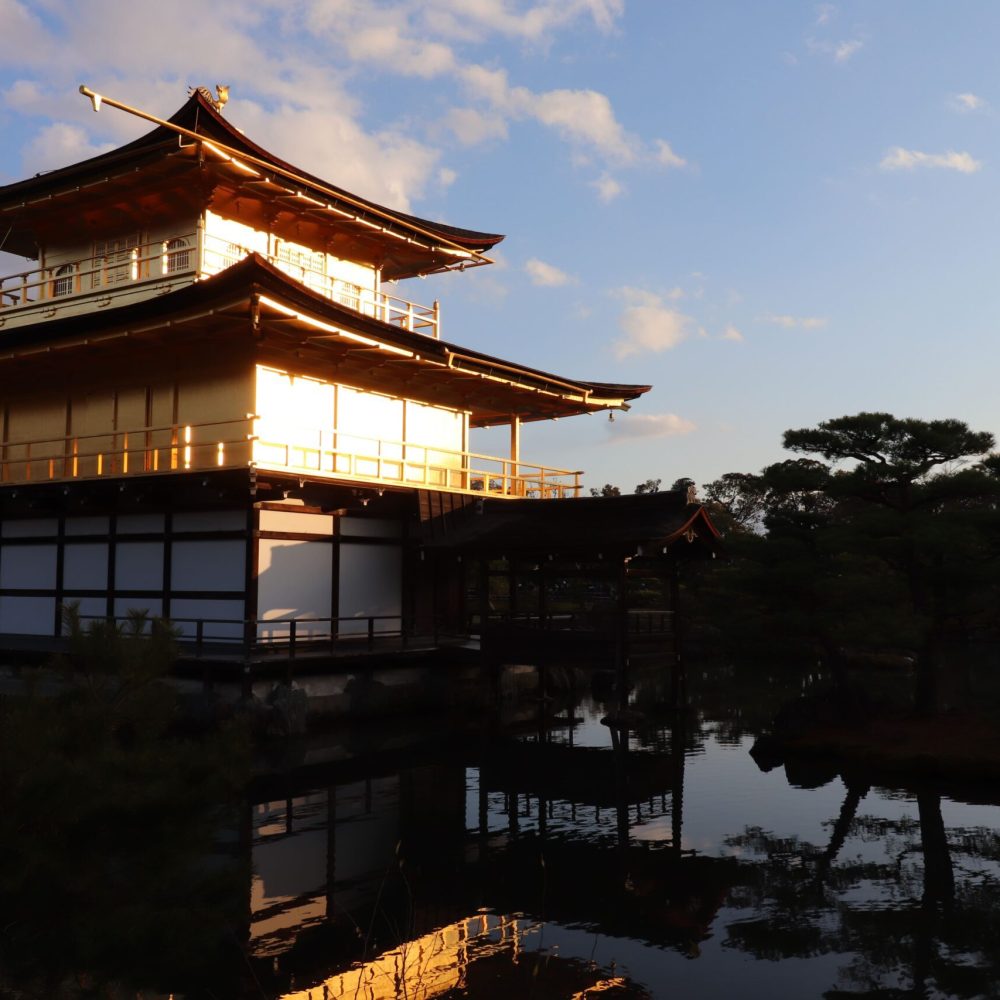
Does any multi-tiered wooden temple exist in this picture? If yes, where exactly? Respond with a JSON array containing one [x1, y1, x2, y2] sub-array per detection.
[[0, 88, 718, 657]]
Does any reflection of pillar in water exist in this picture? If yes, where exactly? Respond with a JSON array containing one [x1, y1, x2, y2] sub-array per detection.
[[238, 795, 254, 943], [478, 769, 488, 837], [912, 790, 954, 993], [918, 791, 954, 909], [614, 725, 630, 855], [325, 784, 336, 920], [670, 714, 686, 856]]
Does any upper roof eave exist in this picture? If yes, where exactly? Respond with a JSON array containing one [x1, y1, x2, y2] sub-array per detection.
[[0, 91, 504, 257], [0, 254, 650, 420]]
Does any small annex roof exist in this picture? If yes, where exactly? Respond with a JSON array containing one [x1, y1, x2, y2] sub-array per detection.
[[420, 490, 723, 558], [0, 253, 651, 426], [0, 90, 503, 280]]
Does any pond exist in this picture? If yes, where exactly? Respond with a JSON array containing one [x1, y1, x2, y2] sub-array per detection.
[[4, 661, 1000, 998]]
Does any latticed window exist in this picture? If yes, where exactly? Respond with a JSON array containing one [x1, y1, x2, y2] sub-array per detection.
[[92, 233, 142, 287], [165, 237, 191, 274], [53, 264, 75, 297], [336, 281, 362, 310]]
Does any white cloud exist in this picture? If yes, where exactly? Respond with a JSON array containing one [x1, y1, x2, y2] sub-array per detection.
[[420, 0, 624, 44], [833, 39, 863, 62], [807, 36, 864, 63], [653, 138, 687, 169], [237, 102, 441, 211], [0, 0, 673, 209], [21, 123, 114, 172], [816, 4, 836, 26], [444, 107, 508, 145], [721, 324, 744, 342], [524, 257, 575, 287], [613, 287, 692, 358], [954, 92, 987, 113], [345, 25, 456, 78], [530, 87, 640, 163], [879, 146, 982, 174], [457, 65, 687, 177], [760, 313, 828, 330], [2, 78, 46, 111], [591, 173, 624, 201], [437, 166, 458, 188], [607, 413, 697, 440]]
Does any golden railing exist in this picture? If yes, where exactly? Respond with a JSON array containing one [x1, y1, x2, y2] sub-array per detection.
[[0, 231, 441, 336], [253, 425, 582, 498], [0, 418, 252, 484], [0, 418, 582, 498]]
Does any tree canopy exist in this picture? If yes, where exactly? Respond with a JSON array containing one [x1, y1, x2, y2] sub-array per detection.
[[697, 412, 1000, 714]]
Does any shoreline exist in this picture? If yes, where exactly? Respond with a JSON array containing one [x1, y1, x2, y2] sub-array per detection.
[[752, 710, 1000, 801]]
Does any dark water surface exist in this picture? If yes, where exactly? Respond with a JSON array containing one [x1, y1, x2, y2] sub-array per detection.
[[5, 663, 1000, 998]]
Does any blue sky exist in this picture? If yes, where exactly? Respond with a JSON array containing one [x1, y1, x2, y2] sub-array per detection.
[[2, 1, 999, 493]]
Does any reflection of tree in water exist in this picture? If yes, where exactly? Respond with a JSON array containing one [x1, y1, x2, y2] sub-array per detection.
[[0, 623, 251, 998], [722, 781, 1000, 997]]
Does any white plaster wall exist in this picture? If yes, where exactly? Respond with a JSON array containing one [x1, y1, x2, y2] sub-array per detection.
[[116, 514, 166, 535], [63, 543, 109, 590], [257, 538, 332, 639], [259, 509, 334, 535], [338, 543, 402, 634], [0, 545, 58, 589], [65, 516, 110, 536], [1, 519, 58, 537], [0, 596, 55, 635], [171, 540, 246, 591], [115, 541, 164, 591]]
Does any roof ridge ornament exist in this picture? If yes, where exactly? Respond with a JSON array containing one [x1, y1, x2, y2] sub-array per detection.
[[187, 84, 230, 114]]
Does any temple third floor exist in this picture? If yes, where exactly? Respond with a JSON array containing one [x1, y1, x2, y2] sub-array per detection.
[[0, 209, 440, 337]]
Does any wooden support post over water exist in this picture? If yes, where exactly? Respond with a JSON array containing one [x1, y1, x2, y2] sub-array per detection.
[[669, 560, 686, 708], [616, 557, 630, 714]]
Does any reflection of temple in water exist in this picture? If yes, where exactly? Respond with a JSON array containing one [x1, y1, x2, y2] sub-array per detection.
[[240, 699, 735, 997]]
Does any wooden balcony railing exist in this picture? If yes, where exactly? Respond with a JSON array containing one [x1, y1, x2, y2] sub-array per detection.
[[0, 418, 253, 485], [253, 425, 582, 498], [0, 418, 583, 498], [0, 231, 441, 336]]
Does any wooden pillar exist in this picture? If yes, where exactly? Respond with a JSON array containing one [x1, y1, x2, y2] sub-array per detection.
[[509, 415, 521, 495], [669, 560, 686, 708], [615, 557, 629, 694]]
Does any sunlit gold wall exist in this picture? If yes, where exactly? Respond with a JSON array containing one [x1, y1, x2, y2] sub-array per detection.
[[254, 364, 468, 473], [1, 366, 255, 482]]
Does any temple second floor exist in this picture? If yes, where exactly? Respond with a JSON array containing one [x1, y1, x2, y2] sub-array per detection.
[[0, 209, 444, 337]]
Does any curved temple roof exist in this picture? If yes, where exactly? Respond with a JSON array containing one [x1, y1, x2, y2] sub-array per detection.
[[0, 253, 651, 426], [420, 490, 723, 557], [0, 90, 504, 279]]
